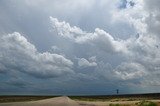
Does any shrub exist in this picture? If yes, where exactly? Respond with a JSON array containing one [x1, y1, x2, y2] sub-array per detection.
[[109, 104, 120, 106], [137, 100, 157, 106], [109, 104, 130, 106]]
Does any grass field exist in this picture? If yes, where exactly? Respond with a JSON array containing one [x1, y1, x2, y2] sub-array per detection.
[[69, 93, 160, 101], [0, 96, 55, 103], [0, 93, 160, 106]]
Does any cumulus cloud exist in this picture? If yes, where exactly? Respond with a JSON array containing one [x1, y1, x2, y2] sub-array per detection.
[[113, 0, 160, 39], [1, 0, 160, 94], [78, 58, 97, 68], [114, 62, 146, 80], [0, 32, 73, 78], [50, 17, 127, 53], [144, 0, 160, 38], [50, 16, 160, 84], [88, 56, 97, 62], [109, 0, 160, 82]]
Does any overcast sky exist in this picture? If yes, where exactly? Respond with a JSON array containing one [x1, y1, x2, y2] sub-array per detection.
[[0, 0, 160, 95]]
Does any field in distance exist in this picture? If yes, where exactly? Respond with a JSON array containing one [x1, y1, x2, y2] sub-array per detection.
[[0, 93, 160, 106]]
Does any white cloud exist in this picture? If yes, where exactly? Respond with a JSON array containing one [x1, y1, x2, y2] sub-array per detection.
[[78, 58, 97, 68], [50, 16, 160, 85], [0, 32, 73, 78], [144, 0, 160, 38], [50, 17, 128, 53], [88, 56, 97, 62], [109, 0, 160, 83], [1, 0, 160, 93], [113, 0, 160, 39], [112, 0, 148, 34], [114, 62, 146, 80]]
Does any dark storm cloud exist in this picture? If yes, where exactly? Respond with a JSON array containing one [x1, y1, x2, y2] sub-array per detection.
[[0, 32, 73, 78], [0, 0, 160, 95]]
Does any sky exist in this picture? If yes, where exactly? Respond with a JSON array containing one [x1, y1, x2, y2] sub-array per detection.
[[0, 0, 160, 95]]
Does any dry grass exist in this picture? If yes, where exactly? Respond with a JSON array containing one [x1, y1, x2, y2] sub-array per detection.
[[0, 96, 55, 103]]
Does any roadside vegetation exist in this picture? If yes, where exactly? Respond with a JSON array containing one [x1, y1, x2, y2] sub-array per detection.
[[109, 104, 130, 106], [0, 96, 55, 103], [136, 100, 157, 106], [109, 101, 157, 106]]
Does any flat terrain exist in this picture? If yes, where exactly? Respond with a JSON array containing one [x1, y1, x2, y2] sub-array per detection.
[[0, 96, 160, 106], [0, 93, 160, 106], [0, 96, 56, 103], [77, 99, 160, 106], [0, 96, 79, 106]]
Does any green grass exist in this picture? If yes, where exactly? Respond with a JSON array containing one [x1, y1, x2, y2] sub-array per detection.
[[109, 100, 157, 106], [69, 96, 112, 101], [109, 104, 130, 106], [136, 100, 157, 106]]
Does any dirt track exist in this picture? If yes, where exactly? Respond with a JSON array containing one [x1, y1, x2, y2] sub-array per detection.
[[0, 96, 79, 106], [0, 96, 160, 106]]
